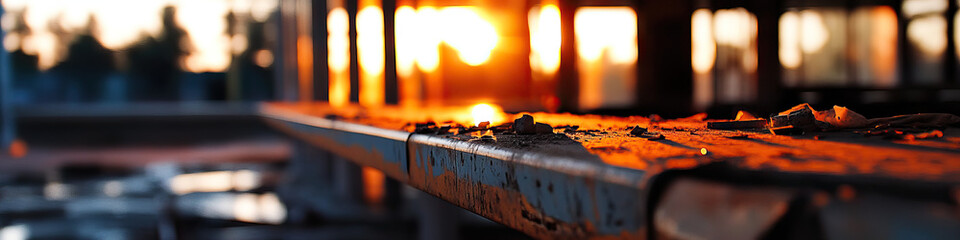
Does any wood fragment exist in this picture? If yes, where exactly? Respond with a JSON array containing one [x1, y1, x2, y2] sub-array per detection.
[[769, 125, 803, 135], [639, 132, 665, 140]]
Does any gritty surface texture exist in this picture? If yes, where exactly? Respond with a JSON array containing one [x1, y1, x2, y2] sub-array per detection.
[[264, 102, 960, 183]]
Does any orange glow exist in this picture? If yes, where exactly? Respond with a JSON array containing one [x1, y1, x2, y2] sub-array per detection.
[[869, 6, 899, 87], [955, 11, 960, 58], [902, 0, 948, 18], [328, 7, 350, 107], [908, 15, 947, 57], [231, 193, 286, 224], [297, 35, 314, 102], [395, 6, 496, 70], [233, 193, 260, 223], [779, 12, 801, 69], [169, 171, 233, 195], [362, 167, 385, 205], [168, 170, 263, 195], [254, 49, 274, 68], [439, 7, 498, 66], [414, 7, 441, 72], [395, 6, 421, 107], [691, 9, 715, 111], [575, 7, 637, 63], [3, 0, 279, 71], [691, 9, 716, 74], [463, 103, 506, 126], [3, 32, 20, 52], [176, 0, 232, 72], [394, 6, 418, 78], [528, 4, 561, 75], [470, 103, 500, 127], [295, 0, 313, 102], [7, 139, 27, 158], [779, 10, 830, 69], [357, 6, 386, 76], [713, 8, 756, 50], [799, 11, 829, 54], [574, 7, 637, 110], [357, 5, 386, 107]]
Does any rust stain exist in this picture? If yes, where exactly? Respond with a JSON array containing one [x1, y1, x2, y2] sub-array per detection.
[[262, 102, 960, 239], [407, 159, 642, 239]]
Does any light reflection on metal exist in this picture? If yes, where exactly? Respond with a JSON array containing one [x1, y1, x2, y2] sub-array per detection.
[[362, 166, 385, 205], [181, 192, 287, 225], [168, 170, 262, 195], [574, 7, 637, 111]]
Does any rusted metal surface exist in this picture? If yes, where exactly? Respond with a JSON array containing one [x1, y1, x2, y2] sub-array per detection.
[[407, 134, 646, 239], [261, 105, 409, 180], [260, 102, 960, 239]]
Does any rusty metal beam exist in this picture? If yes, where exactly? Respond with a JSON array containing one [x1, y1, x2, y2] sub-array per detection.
[[261, 105, 409, 180], [406, 134, 647, 239], [259, 103, 960, 239], [260, 105, 648, 238]]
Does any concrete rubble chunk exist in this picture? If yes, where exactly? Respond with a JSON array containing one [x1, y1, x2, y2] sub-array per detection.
[[630, 125, 647, 136], [535, 123, 553, 134], [515, 114, 536, 135]]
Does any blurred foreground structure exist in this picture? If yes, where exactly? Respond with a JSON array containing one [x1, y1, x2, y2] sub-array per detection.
[[1, 0, 960, 239]]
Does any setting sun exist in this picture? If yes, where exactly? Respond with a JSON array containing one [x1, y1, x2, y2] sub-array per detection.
[[470, 103, 504, 127]]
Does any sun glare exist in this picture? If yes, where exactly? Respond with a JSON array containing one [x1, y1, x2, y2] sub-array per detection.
[[470, 103, 505, 127]]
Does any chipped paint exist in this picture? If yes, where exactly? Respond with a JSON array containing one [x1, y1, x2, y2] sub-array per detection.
[[407, 134, 647, 238], [260, 103, 960, 239]]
